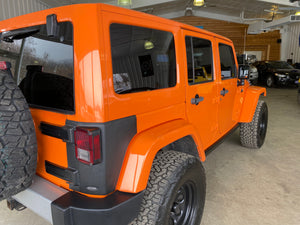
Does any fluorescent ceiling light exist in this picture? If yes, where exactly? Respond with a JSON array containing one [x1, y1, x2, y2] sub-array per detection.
[[194, 0, 205, 7], [118, 0, 132, 6]]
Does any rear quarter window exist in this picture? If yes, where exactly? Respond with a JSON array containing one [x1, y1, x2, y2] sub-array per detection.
[[110, 23, 176, 94]]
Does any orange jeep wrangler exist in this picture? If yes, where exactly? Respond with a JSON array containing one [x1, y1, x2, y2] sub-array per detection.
[[0, 4, 267, 225]]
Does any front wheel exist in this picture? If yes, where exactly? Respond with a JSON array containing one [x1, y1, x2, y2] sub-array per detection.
[[240, 100, 268, 149], [130, 150, 206, 225]]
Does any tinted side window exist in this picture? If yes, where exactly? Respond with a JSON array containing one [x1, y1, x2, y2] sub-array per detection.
[[110, 23, 176, 94], [219, 44, 237, 79], [185, 36, 213, 85], [0, 22, 74, 112]]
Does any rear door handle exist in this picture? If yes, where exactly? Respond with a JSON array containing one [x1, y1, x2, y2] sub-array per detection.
[[220, 88, 229, 97], [191, 94, 204, 105]]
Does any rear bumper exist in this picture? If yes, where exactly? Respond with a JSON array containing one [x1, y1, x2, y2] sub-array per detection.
[[13, 176, 144, 225]]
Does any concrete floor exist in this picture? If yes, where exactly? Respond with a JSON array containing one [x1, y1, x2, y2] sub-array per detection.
[[201, 87, 300, 225], [0, 87, 299, 225]]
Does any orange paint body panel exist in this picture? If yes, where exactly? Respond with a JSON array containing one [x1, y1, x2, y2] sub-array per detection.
[[117, 119, 204, 193], [0, 3, 266, 196], [30, 109, 69, 189], [239, 86, 267, 122]]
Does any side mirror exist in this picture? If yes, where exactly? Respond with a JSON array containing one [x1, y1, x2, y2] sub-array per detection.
[[238, 65, 249, 79]]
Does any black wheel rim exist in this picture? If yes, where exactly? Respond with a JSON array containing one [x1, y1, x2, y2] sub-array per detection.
[[258, 109, 267, 145], [169, 181, 196, 225]]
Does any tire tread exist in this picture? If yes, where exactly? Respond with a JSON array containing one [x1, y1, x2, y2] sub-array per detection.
[[0, 71, 37, 201], [240, 100, 267, 149], [130, 150, 205, 225]]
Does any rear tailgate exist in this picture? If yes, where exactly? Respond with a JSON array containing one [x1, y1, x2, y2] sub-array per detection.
[[0, 21, 75, 190]]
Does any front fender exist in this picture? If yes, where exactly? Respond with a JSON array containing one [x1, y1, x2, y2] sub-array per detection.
[[116, 119, 204, 193], [239, 86, 266, 123]]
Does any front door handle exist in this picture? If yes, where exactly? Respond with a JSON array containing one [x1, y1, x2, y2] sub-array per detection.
[[220, 88, 229, 97], [191, 94, 204, 105]]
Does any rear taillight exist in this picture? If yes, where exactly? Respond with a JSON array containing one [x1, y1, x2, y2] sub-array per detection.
[[74, 127, 101, 165], [0, 61, 11, 70]]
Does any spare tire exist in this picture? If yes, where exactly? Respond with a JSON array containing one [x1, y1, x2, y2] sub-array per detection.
[[0, 63, 37, 201]]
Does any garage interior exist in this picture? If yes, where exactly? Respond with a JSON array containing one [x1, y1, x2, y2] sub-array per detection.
[[0, 0, 299, 225]]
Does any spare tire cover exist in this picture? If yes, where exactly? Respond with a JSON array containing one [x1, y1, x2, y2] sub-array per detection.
[[0, 68, 37, 201]]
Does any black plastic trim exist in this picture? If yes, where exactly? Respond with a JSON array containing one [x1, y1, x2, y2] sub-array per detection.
[[66, 116, 137, 195], [51, 190, 144, 225], [45, 161, 79, 185], [40, 122, 73, 142], [46, 14, 58, 37], [29, 104, 75, 115], [205, 124, 239, 156], [41, 116, 137, 195]]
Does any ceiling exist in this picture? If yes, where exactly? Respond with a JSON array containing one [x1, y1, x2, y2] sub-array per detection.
[[39, 0, 300, 24]]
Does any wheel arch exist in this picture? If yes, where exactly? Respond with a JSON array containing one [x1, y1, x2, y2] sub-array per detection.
[[239, 86, 266, 123], [162, 135, 200, 159], [116, 119, 205, 193]]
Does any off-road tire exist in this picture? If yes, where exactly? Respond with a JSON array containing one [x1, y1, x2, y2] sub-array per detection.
[[130, 150, 206, 225], [297, 89, 300, 105], [240, 100, 268, 149], [0, 70, 37, 201]]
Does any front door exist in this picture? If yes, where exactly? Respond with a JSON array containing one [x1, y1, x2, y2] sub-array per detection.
[[183, 30, 219, 150], [216, 41, 239, 134]]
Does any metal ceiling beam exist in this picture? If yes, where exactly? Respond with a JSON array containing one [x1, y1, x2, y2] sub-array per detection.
[[158, 9, 244, 24], [257, 0, 299, 7], [39, 0, 179, 9], [102, 0, 179, 9], [133, 0, 178, 9]]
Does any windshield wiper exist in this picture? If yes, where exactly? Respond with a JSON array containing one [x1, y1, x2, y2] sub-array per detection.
[[1, 27, 39, 42]]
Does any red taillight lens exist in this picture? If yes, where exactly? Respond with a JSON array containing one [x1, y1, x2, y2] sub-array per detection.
[[74, 127, 101, 165]]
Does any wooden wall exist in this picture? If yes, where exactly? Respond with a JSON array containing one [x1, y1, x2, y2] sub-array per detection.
[[173, 16, 281, 61]]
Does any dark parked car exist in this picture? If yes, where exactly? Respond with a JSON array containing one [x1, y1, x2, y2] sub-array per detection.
[[297, 79, 300, 104], [255, 61, 300, 87]]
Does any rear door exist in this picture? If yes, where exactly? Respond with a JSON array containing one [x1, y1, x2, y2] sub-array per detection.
[[102, 11, 185, 130], [216, 40, 239, 134], [183, 30, 219, 149]]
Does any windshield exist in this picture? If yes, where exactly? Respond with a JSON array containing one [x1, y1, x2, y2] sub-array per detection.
[[268, 61, 294, 69]]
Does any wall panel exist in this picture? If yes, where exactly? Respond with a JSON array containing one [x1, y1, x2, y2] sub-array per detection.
[[285, 23, 300, 63], [173, 16, 281, 61], [0, 0, 48, 21]]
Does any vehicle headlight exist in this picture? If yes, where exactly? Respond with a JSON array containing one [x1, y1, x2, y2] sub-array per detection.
[[274, 73, 287, 78]]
